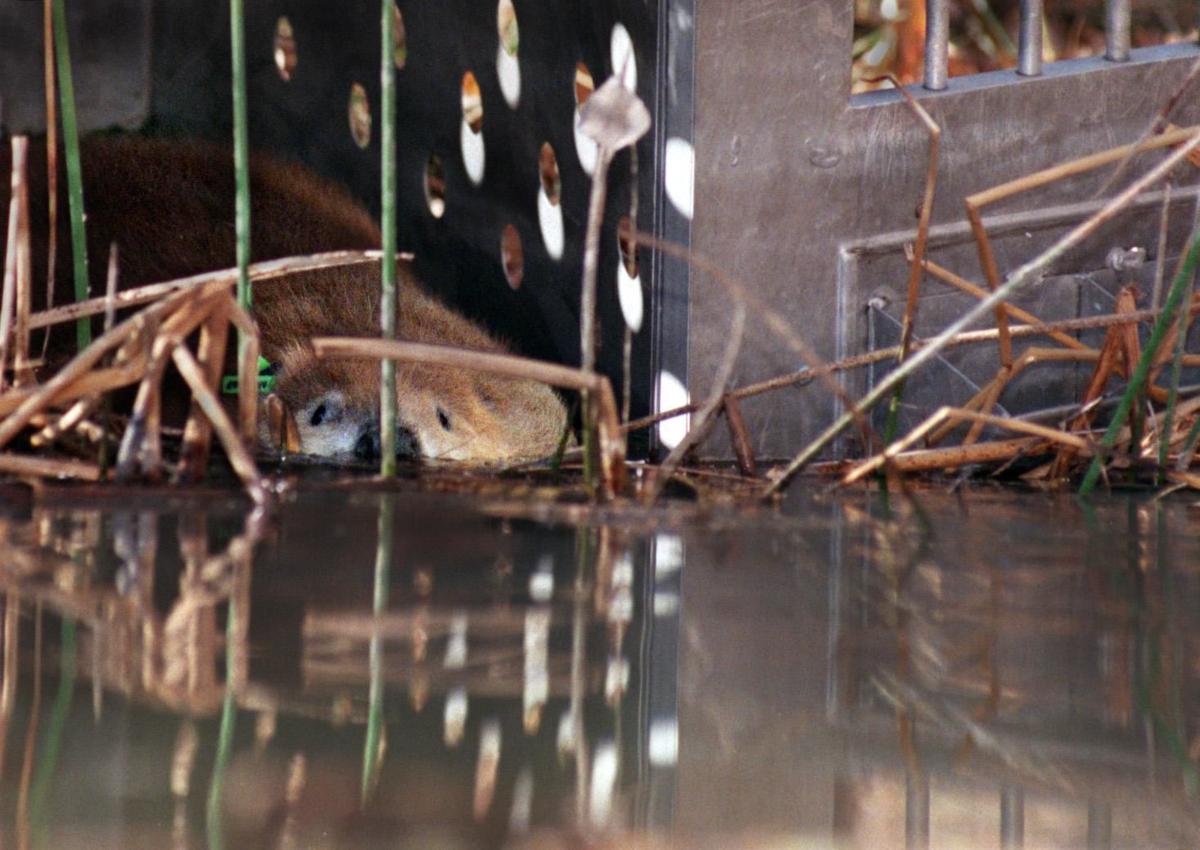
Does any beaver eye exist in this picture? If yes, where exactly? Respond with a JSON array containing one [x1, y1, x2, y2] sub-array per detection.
[[437, 407, 452, 430], [310, 403, 328, 427]]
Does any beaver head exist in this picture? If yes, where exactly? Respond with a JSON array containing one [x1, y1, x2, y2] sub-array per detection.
[[264, 342, 567, 463]]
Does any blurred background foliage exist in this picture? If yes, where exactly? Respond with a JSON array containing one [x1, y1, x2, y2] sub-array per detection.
[[853, 0, 1199, 91]]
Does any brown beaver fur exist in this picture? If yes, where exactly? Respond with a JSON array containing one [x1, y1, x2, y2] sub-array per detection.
[[0, 135, 565, 462]]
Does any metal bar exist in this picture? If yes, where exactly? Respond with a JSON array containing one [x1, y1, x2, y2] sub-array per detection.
[[905, 771, 930, 850], [1105, 0, 1131, 61], [924, 0, 949, 90], [1000, 785, 1025, 849], [1087, 800, 1113, 849], [1017, 0, 1042, 76]]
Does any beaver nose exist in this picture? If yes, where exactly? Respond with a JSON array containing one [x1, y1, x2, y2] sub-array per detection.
[[354, 422, 421, 460], [354, 425, 381, 461]]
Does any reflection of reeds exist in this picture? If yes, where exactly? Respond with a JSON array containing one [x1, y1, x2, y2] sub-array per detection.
[[361, 492, 393, 803]]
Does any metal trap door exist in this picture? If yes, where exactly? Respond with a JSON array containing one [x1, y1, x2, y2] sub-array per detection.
[[687, 0, 1200, 461]]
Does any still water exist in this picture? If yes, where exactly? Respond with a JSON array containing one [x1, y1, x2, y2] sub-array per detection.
[[0, 481, 1197, 849]]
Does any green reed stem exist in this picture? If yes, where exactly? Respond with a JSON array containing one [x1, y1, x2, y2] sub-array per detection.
[[29, 617, 75, 836], [229, 0, 251, 365], [206, 599, 238, 850], [362, 494, 393, 804], [1080, 225, 1200, 495], [379, 1, 399, 476], [51, 0, 89, 351]]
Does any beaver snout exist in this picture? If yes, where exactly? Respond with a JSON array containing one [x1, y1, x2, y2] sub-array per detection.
[[353, 421, 421, 461]]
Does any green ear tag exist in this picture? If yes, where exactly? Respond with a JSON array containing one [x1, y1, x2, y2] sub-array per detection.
[[222, 356, 277, 395]]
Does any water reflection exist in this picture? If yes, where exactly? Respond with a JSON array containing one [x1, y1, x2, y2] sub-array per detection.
[[0, 485, 1197, 848]]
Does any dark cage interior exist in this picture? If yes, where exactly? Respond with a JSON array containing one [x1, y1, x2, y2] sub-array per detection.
[[0, 0, 680, 457]]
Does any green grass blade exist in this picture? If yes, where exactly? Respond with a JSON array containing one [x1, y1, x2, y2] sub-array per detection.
[[1080, 224, 1200, 495], [51, 0, 90, 351]]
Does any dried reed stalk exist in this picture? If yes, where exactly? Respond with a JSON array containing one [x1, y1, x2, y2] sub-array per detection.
[[0, 138, 25, 393], [171, 344, 265, 503], [764, 125, 1200, 498], [27, 250, 403, 330], [0, 453, 100, 481]]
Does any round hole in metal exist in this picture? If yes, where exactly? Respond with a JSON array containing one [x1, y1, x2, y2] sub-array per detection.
[[664, 137, 694, 220], [460, 71, 486, 185], [348, 82, 371, 149], [425, 153, 446, 218], [461, 70, 483, 133], [572, 63, 598, 176], [616, 216, 642, 332], [537, 144, 564, 259], [273, 17, 297, 81], [538, 142, 560, 205], [392, 4, 407, 69], [500, 224, 524, 289], [610, 23, 637, 91], [497, 0, 519, 56], [496, 0, 521, 108], [656, 370, 690, 449]]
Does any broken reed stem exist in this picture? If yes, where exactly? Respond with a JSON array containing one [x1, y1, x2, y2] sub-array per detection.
[[624, 300, 1200, 436], [0, 453, 100, 481], [579, 147, 615, 490], [379, 0, 399, 477], [40, 0, 58, 361], [763, 126, 1200, 499], [844, 406, 1090, 485], [0, 137, 25, 392], [0, 284, 204, 449], [1080, 221, 1200, 494], [176, 301, 232, 482], [12, 139, 32, 387], [28, 250, 394, 330], [313, 336, 627, 497], [172, 344, 265, 504], [1176, 414, 1200, 471], [643, 302, 746, 504], [225, 300, 260, 445], [51, 0, 90, 351]]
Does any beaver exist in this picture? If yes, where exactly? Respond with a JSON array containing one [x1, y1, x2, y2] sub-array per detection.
[[0, 136, 566, 463]]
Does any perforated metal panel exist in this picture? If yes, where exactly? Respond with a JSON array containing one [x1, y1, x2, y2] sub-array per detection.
[[148, 0, 695, 457]]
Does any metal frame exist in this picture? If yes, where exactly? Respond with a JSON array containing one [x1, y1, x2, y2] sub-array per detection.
[[687, 2, 1200, 460]]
